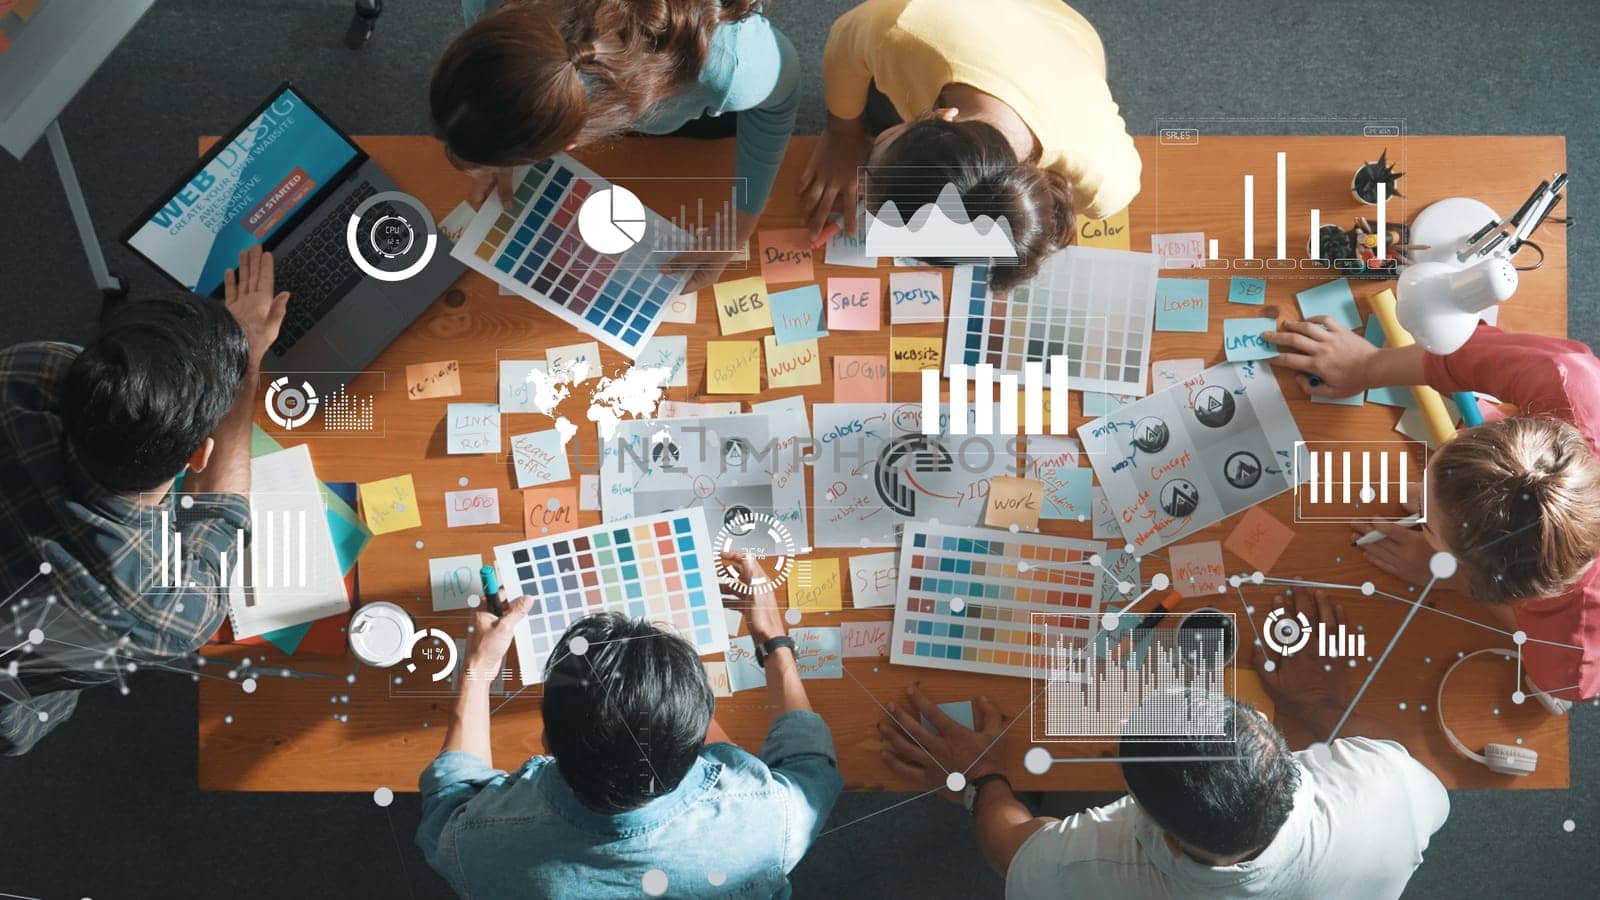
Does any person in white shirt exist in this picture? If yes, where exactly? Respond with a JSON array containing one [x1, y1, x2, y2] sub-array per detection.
[[878, 590, 1450, 899]]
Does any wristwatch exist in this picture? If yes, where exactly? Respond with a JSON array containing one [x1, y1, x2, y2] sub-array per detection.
[[963, 773, 1011, 814], [754, 635, 797, 668]]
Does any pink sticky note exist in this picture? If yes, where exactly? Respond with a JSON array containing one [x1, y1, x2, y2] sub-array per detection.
[[1169, 540, 1227, 597], [826, 277, 882, 331], [842, 621, 891, 658], [833, 355, 889, 403], [1224, 507, 1296, 573]]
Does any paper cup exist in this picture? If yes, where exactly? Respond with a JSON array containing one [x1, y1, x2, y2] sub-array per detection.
[[1176, 607, 1237, 667], [348, 602, 415, 668]]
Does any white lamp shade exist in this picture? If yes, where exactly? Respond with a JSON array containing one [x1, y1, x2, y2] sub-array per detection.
[[1397, 257, 1517, 354]]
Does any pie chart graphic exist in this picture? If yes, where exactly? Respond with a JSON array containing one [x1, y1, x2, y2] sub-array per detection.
[[578, 185, 648, 254]]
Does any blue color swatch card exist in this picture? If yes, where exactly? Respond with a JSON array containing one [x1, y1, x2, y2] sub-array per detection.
[[1228, 276, 1266, 305], [770, 285, 828, 345], [1223, 318, 1279, 362], [1295, 277, 1361, 329], [1155, 278, 1210, 332]]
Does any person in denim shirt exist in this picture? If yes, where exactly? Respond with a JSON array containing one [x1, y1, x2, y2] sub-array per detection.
[[417, 555, 843, 898]]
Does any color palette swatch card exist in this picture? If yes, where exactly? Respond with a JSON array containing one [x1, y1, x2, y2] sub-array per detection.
[[1078, 359, 1304, 552], [892, 522, 1106, 678], [449, 155, 690, 358], [946, 248, 1160, 396], [496, 509, 728, 685]]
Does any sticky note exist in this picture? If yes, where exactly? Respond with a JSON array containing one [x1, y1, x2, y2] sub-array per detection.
[[714, 276, 772, 335], [1082, 392, 1135, 418], [429, 554, 483, 611], [1076, 207, 1131, 251], [826, 229, 877, 269], [661, 290, 698, 324], [359, 474, 422, 534], [547, 342, 601, 383], [1092, 485, 1120, 539], [1169, 540, 1227, 597], [509, 429, 572, 488], [888, 271, 945, 324], [706, 340, 762, 394], [1152, 358, 1205, 388], [406, 360, 461, 400], [499, 360, 549, 413], [445, 488, 500, 527], [522, 486, 578, 538], [985, 476, 1044, 532], [759, 228, 816, 284], [579, 474, 601, 510], [789, 559, 843, 611], [724, 608, 743, 636], [1228, 276, 1266, 305], [770, 285, 828, 345], [446, 403, 502, 455], [725, 636, 766, 692], [1223, 318, 1279, 362], [703, 660, 733, 698], [1224, 507, 1296, 573], [934, 701, 975, 731], [1152, 232, 1206, 268], [826, 277, 882, 331], [763, 336, 822, 388], [889, 337, 942, 373], [1098, 548, 1141, 607], [833, 355, 889, 403], [1296, 277, 1361, 329], [1155, 278, 1210, 332], [1033, 459, 1093, 521], [1362, 313, 1414, 408], [842, 620, 891, 657], [792, 627, 843, 679], [848, 552, 899, 608], [632, 334, 688, 388], [1311, 391, 1365, 407]]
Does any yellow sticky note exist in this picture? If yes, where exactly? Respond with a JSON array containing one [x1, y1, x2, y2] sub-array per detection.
[[789, 559, 843, 611], [889, 337, 942, 373], [713, 276, 772, 335], [705, 340, 762, 394], [763, 336, 821, 388], [1076, 207, 1131, 251], [359, 474, 423, 535], [984, 476, 1044, 533]]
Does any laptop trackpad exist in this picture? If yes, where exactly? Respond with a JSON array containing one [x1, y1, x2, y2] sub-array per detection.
[[321, 293, 402, 364]]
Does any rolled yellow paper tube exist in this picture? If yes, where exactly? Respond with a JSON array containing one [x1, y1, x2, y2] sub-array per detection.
[[1369, 288, 1456, 445]]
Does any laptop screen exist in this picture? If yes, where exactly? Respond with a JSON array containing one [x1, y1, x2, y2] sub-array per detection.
[[125, 86, 361, 295]]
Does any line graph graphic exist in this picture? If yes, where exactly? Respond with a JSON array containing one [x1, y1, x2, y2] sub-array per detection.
[[859, 172, 1019, 259]]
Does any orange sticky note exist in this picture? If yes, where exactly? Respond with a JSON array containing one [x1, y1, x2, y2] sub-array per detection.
[[763, 336, 821, 388], [359, 474, 423, 534], [706, 340, 762, 394], [1169, 540, 1227, 597], [833, 355, 889, 403], [826, 277, 881, 331], [523, 486, 579, 538], [406, 360, 461, 400], [758, 229, 816, 284], [1224, 507, 1296, 573], [713, 276, 772, 335], [984, 476, 1044, 532]]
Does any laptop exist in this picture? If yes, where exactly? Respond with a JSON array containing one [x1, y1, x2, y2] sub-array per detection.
[[122, 82, 465, 387]]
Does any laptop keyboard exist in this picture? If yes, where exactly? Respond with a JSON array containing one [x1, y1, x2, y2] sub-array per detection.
[[270, 180, 381, 357]]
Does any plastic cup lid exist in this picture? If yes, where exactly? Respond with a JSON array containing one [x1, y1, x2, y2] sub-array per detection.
[[349, 603, 414, 666]]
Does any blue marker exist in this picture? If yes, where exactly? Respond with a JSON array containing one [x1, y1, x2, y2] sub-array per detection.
[[479, 565, 502, 616], [1451, 391, 1484, 427]]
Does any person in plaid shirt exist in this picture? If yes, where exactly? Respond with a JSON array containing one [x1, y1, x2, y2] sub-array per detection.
[[0, 248, 287, 755]]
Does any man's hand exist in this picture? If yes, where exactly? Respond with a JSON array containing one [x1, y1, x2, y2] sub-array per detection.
[[222, 246, 289, 367], [463, 594, 533, 687], [1264, 317, 1378, 400], [1352, 520, 1446, 588], [721, 552, 786, 643], [467, 166, 517, 208], [1252, 591, 1349, 723], [798, 117, 874, 238], [878, 685, 1008, 802]]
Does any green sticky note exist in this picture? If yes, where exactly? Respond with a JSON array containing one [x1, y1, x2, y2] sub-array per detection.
[[1156, 278, 1210, 332], [1223, 318, 1279, 362], [1228, 276, 1266, 305], [1296, 278, 1361, 329]]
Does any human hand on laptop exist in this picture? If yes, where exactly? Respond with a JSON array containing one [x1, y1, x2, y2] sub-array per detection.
[[223, 245, 289, 367]]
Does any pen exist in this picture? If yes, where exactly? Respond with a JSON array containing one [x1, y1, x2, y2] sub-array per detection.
[[479, 565, 503, 616], [810, 217, 843, 249], [1352, 514, 1423, 547]]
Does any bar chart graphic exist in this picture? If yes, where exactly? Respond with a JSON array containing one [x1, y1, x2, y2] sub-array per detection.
[[143, 494, 335, 595], [921, 358, 1070, 436], [609, 178, 746, 256], [1292, 440, 1428, 523]]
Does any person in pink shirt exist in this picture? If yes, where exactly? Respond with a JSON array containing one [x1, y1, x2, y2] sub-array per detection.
[[1267, 317, 1600, 703]]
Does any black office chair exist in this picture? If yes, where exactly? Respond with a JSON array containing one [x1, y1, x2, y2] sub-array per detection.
[[345, 0, 384, 49]]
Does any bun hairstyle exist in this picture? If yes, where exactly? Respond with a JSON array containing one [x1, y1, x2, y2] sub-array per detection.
[[863, 118, 1075, 294], [430, 0, 762, 168], [1432, 417, 1600, 604]]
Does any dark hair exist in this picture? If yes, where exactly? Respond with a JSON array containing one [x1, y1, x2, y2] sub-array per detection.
[[62, 292, 249, 493], [1118, 693, 1299, 858], [542, 612, 714, 813], [864, 118, 1075, 294], [430, 0, 762, 168]]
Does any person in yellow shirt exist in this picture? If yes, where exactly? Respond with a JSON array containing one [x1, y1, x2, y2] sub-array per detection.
[[800, 0, 1142, 292]]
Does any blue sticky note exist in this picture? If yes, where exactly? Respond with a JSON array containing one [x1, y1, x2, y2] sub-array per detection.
[[447, 403, 502, 455], [725, 636, 767, 692], [1098, 548, 1142, 607], [1082, 392, 1134, 417], [1040, 465, 1094, 520], [1295, 278, 1361, 329], [1156, 278, 1210, 332], [1228, 276, 1266, 305], [770, 285, 828, 345], [793, 627, 843, 679], [923, 700, 975, 732], [1312, 391, 1365, 407], [510, 429, 573, 488], [1359, 313, 1415, 407], [1223, 318, 1279, 362]]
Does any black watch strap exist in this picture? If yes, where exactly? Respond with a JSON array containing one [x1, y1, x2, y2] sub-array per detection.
[[755, 635, 797, 668], [966, 773, 1012, 814]]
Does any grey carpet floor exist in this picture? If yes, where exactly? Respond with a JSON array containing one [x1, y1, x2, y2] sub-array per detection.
[[1, 1, 1597, 897]]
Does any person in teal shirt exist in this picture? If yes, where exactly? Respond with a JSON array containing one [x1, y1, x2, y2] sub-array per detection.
[[435, 1, 799, 290]]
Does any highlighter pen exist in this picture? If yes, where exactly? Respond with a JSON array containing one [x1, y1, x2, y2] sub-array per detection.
[[1451, 391, 1485, 427], [479, 565, 503, 616], [811, 217, 844, 249], [1352, 514, 1424, 547]]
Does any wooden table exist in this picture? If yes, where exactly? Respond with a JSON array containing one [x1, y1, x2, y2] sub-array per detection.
[[198, 135, 1569, 792]]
